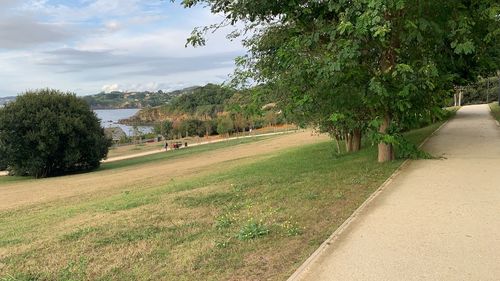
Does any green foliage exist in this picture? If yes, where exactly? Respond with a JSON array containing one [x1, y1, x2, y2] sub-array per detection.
[[182, 0, 500, 161], [394, 135, 433, 160], [489, 103, 500, 122], [167, 83, 233, 116], [154, 120, 174, 139], [0, 89, 109, 178], [217, 116, 234, 136], [237, 220, 270, 241], [460, 76, 500, 105], [129, 83, 281, 138]]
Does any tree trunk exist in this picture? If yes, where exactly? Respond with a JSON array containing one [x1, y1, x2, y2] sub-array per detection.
[[351, 129, 362, 152], [378, 114, 394, 162], [334, 135, 341, 154], [345, 133, 353, 152]]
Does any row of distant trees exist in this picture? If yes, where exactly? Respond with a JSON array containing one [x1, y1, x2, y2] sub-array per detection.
[[154, 110, 282, 140]]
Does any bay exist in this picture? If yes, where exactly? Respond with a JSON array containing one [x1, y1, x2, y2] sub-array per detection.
[[94, 109, 153, 136]]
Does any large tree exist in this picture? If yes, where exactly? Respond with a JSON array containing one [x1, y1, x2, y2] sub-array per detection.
[[0, 89, 110, 178], [181, 0, 499, 162]]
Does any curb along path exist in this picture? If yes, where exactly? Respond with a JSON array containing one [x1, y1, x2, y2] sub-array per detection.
[[290, 104, 500, 281]]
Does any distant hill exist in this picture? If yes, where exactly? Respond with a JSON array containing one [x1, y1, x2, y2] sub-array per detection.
[[81, 88, 191, 110], [0, 86, 226, 110], [120, 84, 236, 124], [120, 84, 278, 125], [0, 96, 16, 106]]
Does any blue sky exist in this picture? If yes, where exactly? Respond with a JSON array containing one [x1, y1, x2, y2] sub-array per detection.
[[0, 0, 245, 97]]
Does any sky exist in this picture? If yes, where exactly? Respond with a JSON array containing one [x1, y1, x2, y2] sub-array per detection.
[[0, 0, 246, 97]]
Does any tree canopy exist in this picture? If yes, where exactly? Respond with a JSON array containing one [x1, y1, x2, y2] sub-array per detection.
[[181, 0, 500, 161], [0, 89, 110, 178]]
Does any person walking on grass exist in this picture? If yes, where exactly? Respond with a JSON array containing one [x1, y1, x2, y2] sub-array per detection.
[[164, 142, 168, 151]]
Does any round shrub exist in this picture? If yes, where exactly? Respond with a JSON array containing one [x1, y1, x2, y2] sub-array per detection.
[[0, 89, 110, 178]]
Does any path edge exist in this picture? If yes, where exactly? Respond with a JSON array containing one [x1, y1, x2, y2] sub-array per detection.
[[286, 116, 454, 281]]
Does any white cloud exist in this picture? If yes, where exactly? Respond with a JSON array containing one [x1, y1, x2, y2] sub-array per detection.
[[0, 1, 247, 96], [101, 84, 120, 93], [104, 20, 121, 32]]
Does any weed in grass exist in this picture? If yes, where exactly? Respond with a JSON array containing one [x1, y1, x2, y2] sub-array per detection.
[[334, 191, 345, 200], [281, 220, 302, 237], [222, 202, 245, 212], [231, 182, 251, 192], [237, 220, 270, 240], [58, 257, 88, 281], [305, 191, 319, 200], [215, 214, 234, 230], [214, 238, 232, 249]]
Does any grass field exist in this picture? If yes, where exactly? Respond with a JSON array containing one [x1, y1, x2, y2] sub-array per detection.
[[100, 135, 275, 171], [489, 102, 500, 122], [0, 122, 445, 281], [0, 135, 275, 186], [107, 126, 298, 159], [107, 142, 164, 158]]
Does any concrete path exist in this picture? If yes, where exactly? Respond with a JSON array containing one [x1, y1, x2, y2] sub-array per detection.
[[290, 104, 500, 281]]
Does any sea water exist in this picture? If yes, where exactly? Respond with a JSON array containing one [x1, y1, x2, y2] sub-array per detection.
[[94, 109, 153, 136]]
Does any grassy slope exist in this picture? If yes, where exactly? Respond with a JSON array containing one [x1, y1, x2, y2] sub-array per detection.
[[489, 102, 500, 122], [0, 122, 444, 281], [107, 127, 297, 159], [0, 136, 274, 185]]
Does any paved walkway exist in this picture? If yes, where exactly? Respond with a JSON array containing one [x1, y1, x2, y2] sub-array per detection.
[[291, 104, 500, 281]]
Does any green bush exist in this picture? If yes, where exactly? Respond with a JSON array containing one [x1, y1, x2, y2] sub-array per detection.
[[217, 116, 234, 136], [0, 89, 110, 178]]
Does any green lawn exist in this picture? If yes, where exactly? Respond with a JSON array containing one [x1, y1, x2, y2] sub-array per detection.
[[0, 121, 446, 281], [489, 102, 500, 122]]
